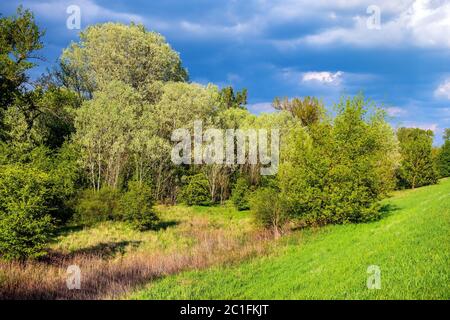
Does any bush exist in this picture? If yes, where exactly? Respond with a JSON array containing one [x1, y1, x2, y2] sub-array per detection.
[[120, 181, 159, 231], [0, 165, 55, 260], [231, 177, 251, 210], [250, 188, 288, 237], [178, 173, 211, 206], [278, 95, 398, 226], [74, 187, 120, 225], [436, 134, 450, 178], [396, 127, 438, 189]]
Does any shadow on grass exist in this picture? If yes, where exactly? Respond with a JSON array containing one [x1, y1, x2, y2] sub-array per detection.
[[378, 203, 401, 219], [153, 219, 179, 231], [43, 240, 142, 264]]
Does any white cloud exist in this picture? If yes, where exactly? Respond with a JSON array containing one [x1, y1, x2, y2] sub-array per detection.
[[274, 0, 450, 49], [435, 79, 450, 100], [386, 107, 407, 116], [302, 71, 343, 85], [247, 102, 275, 114], [26, 0, 147, 25], [403, 122, 438, 132]]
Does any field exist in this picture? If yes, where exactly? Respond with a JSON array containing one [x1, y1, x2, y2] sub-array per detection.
[[1, 179, 448, 299], [131, 178, 450, 300]]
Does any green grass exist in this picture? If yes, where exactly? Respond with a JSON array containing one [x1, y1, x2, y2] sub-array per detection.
[[52, 202, 254, 257], [131, 179, 450, 300]]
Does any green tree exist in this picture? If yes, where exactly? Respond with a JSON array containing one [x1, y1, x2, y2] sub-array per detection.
[[396, 127, 438, 189], [178, 173, 211, 206], [120, 181, 159, 231], [74, 81, 144, 190], [436, 128, 450, 177], [0, 6, 43, 115], [231, 177, 251, 210], [0, 165, 54, 260], [277, 95, 399, 225], [273, 96, 324, 127], [219, 86, 247, 109], [60, 22, 188, 98]]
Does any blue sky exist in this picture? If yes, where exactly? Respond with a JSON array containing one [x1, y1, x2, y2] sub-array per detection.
[[1, 0, 450, 144]]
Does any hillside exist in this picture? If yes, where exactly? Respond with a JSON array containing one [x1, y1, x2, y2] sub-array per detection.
[[132, 179, 450, 300]]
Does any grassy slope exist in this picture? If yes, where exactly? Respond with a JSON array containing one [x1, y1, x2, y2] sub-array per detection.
[[132, 179, 450, 300]]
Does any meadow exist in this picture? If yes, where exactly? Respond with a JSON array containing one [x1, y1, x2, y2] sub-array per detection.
[[1, 179, 448, 299], [130, 178, 450, 300]]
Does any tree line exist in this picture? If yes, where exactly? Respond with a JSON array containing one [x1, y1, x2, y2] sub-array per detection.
[[0, 7, 448, 260]]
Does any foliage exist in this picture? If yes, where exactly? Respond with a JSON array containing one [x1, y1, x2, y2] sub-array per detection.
[[120, 181, 159, 231], [396, 127, 438, 189], [60, 22, 188, 97], [219, 86, 247, 109], [231, 177, 251, 210], [0, 165, 54, 260], [74, 80, 144, 189], [178, 173, 211, 206], [250, 188, 288, 237], [278, 96, 399, 225], [273, 96, 325, 127], [74, 187, 121, 226], [133, 179, 450, 300], [0, 6, 43, 114], [436, 129, 450, 178]]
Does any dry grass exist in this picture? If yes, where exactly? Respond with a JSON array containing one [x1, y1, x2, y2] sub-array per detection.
[[0, 205, 273, 300]]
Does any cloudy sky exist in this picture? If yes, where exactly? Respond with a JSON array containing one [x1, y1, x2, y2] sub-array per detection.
[[2, 0, 450, 144]]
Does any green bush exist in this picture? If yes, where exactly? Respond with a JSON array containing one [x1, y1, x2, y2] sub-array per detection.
[[396, 127, 438, 189], [277, 95, 398, 226], [250, 188, 288, 237], [0, 165, 55, 260], [178, 173, 211, 206], [120, 181, 159, 231], [436, 131, 450, 178], [231, 177, 251, 210], [74, 187, 120, 225]]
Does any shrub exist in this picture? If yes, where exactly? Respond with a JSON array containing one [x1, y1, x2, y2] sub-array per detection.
[[231, 177, 251, 210], [74, 187, 120, 226], [250, 188, 288, 237], [436, 130, 450, 178], [0, 165, 55, 260], [120, 181, 159, 231], [178, 173, 211, 206], [278, 95, 399, 226], [396, 127, 438, 189]]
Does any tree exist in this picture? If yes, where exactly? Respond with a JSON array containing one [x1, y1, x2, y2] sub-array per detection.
[[0, 6, 43, 114], [0, 165, 54, 260], [178, 173, 211, 206], [273, 96, 324, 127], [219, 86, 247, 109], [60, 23, 188, 98], [396, 127, 438, 189], [277, 95, 399, 225], [250, 188, 288, 238], [120, 181, 159, 231], [436, 128, 450, 177], [74, 81, 144, 190]]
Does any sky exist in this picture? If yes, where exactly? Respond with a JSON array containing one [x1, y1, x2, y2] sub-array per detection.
[[1, 0, 450, 144]]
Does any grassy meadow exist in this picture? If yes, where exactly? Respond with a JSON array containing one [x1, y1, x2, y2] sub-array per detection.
[[130, 178, 450, 300], [1, 179, 448, 299]]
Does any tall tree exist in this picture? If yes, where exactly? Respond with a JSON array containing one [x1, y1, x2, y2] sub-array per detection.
[[60, 22, 188, 98], [436, 128, 450, 177], [0, 6, 44, 138]]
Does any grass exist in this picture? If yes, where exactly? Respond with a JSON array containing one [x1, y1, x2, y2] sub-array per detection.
[[131, 179, 450, 300], [0, 203, 269, 299]]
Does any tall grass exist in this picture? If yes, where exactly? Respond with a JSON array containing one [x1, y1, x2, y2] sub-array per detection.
[[0, 206, 272, 299]]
